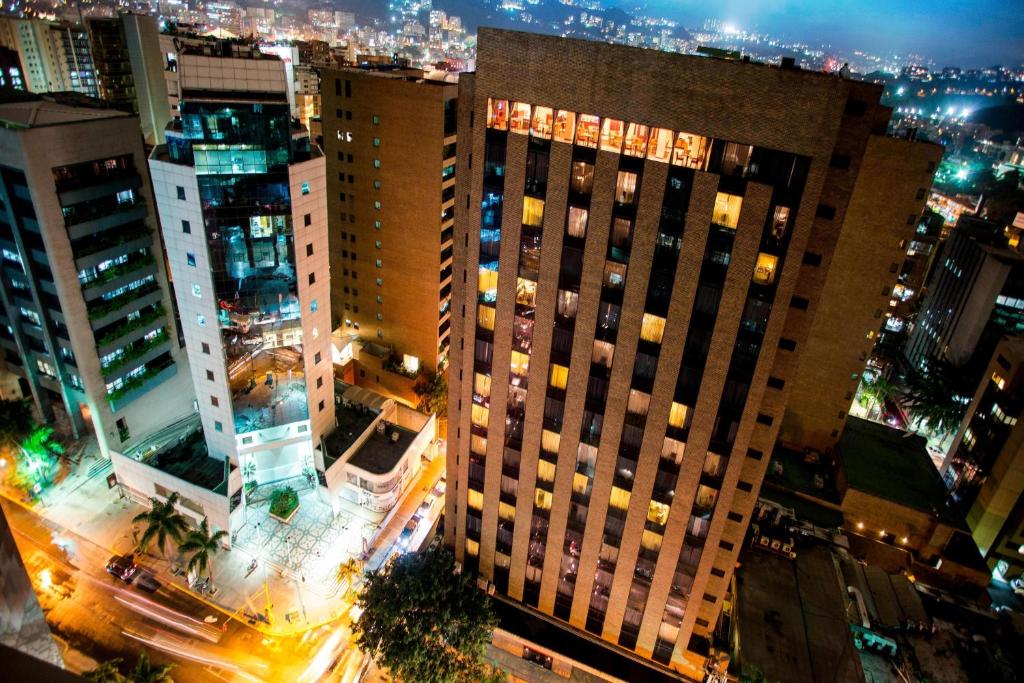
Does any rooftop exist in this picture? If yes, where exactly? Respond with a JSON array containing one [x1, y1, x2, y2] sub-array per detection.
[[322, 401, 378, 470], [346, 423, 417, 475], [142, 425, 228, 494], [838, 417, 962, 527], [0, 92, 128, 128]]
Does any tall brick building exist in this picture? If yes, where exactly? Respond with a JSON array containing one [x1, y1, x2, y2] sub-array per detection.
[[446, 29, 939, 679], [321, 67, 457, 394]]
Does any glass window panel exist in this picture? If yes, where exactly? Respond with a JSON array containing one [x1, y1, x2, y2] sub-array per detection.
[[570, 161, 594, 194], [567, 206, 588, 238], [603, 261, 627, 289], [477, 304, 495, 330], [468, 488, 484, 510], [573, 472, 590, 496], [471, 403, 489, 428], [663, 437, 685, 464], [510, 102, 531, 134], [592, 340, 614, 368], [609, 485, 631, 511], [575, 114, 600, 148], [713, 192, 742, 229], [554, 110, 576, 143], [516, 278, 537, 307], [499, 502, 516, 521], [600, 118, 624, 153], [668, 402, 689, 429], [640, 313, 666, 344], [535, 488, 553, 510], [641, 530, 663, 552], [466, 539, 479, 556], [624, 123, 649, 157], [470, 434, 487, 455], [673, 132, 708, 169], [753, 253, 779, 285], [556, 289, 579, 319], [474, 373, 491, 400], [542, 429, 560, 453], [610, 217, 632, 247], [478, 267, 498, 303], [510, 350, 530, 378], [537, 459, 556, 483], [487, 98, 508, 130], [531, 106, 553, 139], [523, 196, 545, 227], [647, 128, 673, 162], [770, 206, 790, 239], [627, 389, 651, 416], [549, 364, 569, 390], [648, 500, 670, 526], [615, 171, 638, 204]]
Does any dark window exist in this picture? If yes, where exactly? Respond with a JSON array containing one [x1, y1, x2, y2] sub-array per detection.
[[702, 594, 716, 603], [726, 512, 743, 523], [736, 481, 753, 492], [210, 395, 219, 407], [309, 273, 316, 285], [778, 338, 796, 351], [176, 186, 185, 200], [756, 413, 774, 426], [306, 243, 313, 256], [186, 252, 196, 267], [215, 421, 223, 432], [317, 376, 323, 388], [803, 251, 822, 266], [304, 213, 312, 226], [201, 342, 210, 354], [315, 352, 322, 364], [997, 354, 1011, 371], [888, 262, 898, 274], [829, 153, 850, 169], [719, 540, 734, 551], [766, 376, 785, 389], [790, 296, 809, 310], [319, 400, 325, 412], [710, 567, 726, 577], [206, 369, 214, 381], [747, 448, 763, 460], [916, 188, 926, 200], [182, 220, 191, 234], [344, 80, 351, 97], [696, 618, 710, 628], [815, 204, 836, 220], [334, 79, 341, 96], [845, 99, 867, 116], [926, 161, 936, 173]]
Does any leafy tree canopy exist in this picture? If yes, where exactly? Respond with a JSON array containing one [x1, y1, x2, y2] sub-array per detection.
[[413, 370, 448, 417], [354, 545, 500, 683]]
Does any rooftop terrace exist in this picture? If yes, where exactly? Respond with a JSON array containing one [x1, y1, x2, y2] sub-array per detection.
[[346, 424, 417, 476], [142, 425, 229, 494], [322, 401, 378, 470]]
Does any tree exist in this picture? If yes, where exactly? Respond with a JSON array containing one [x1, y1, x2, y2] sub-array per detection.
[[337, 556, 363, 594], [0, 398, 33, 453], [133, 492, 190, 558], [413, 369, 447, 417], [902, 360, 968, 436], [84, 659, 126, 683], [14, 425, 62, 486], [858, 373, 898, 419], [354, 545, 500, 683], [129, 652, 174, 683], [177, 517, 228, 589]]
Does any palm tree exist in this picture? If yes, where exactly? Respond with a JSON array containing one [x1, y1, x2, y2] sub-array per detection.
[[858, 373, 898, 420], [84, 658, 125, 683], [902, 360, 968, 436], [177, 517, 228, 589], [337, 557, 363, 594], [133, 492, 190, 559], [129, 652, 174, 683]]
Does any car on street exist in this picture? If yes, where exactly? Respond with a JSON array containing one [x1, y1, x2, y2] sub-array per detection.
[[105, 554, 139, 583], [134, 571, 161, 593], [418, 495, 435, 515], [399, 518, 419, 549], [433, 479, 446, 496]]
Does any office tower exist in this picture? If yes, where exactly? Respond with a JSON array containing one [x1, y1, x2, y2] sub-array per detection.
[[87, 13, 172, 146], [904, 216, 1024, 381], [0, 18, 97, 97], [447, 29, 941, 677], [0, 93, 193, 459], [0, 506, 63, 668], [147, 48, 333, 530], [321, 67, 457, 391], [943, 335, 1024, 583]]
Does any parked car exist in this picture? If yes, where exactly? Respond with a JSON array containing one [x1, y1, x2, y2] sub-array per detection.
[[105, 555, 139, 583], [433, 479, 446, 496], [399, 519, 419, 549], [418, 495, 436, 515], [135, 571, 161, 593]]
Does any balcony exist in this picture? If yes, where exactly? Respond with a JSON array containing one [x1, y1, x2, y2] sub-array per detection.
[[65, 199, 149, 241], [87, 283, 161, 326], [101, 329, 171, 382], [107, 358, 177, 412]]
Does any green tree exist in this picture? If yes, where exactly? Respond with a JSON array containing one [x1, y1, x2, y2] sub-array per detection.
[[177, 517, 228, 589], [0, 398, 33, 453], [902, 360, 968, 436], [13, 425, 62, 487], [84, 658, 126, 683], [129, 652, 174, 683], [354, 545, 500, 683], [858, 373, 899, 419], [413, 369, 448, 417], [133, 492, 190, 558]]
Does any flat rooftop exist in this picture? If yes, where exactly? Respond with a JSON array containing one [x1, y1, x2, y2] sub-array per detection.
[[0, 93, 128, 128], [322, 401, 378, 470], [736, 545, 864, 683], [346, 424, 417, 475], [143, 426, 228, 494], [837, 418, 962, 527]]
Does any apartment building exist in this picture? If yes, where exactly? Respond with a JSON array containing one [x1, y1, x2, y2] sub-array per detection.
[[0, 18, 97, 97], [0, 93, 193, 459], [447, 28, 941, 679], [321, 66, 457, 395], [144, 48, 333, 534]]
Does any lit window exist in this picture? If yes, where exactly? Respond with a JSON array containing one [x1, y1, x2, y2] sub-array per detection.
[[372, 137, 380, 147], [516, 278, 537, 307], [668, 402, 689, 429], [477, 268, 498, 303], [753, 253, 778, 285], [510, 350, 530, 378], [615, 171, 638, 204], [499, 502, 516, 521], [191, 283, 201, 298], [197, 313, 206, 326], [536, 459, 556, 483], [301, 182, 310, 195], [623, 123, 649, 157], [470, 434, 487, 455], [600, 118, 624, 153], [609, 486, 631, 511], [992, 371, 1007, 390], [640, 530, 663, 552], [575, 114, 600, 148], [647, 128, 673, 162], [556, 290, 579, 319], [474, 372, 491, 400], [467, 488, 484, 510], [466, 539, 479, 556], [541, 429, 560, 453], [186, 252, 196, 267], [770, 206, 790, 238], [522, 196, 545, 227], [713, 192, 743, 229], [530, 106, 553, 139], [592, 340, 614, 368], [672, 131, 708, 169], [627, 389, 651, 416], [640, 313, 666, 344], [567, 206, 588, 238], [647, 501, 671, 527], [549, 364, 569, 390], [477, 304, 495, 330], [570, 161, 594, 194], [572, 472, 590, 496], [603, 261, 627, 289], [486, 98, 508, 130], [553, 110, 575, 143], [510, 102, 531, 135], [534, 488, 552, 510]]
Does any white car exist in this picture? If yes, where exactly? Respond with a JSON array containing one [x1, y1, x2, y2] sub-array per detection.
[[433, 479, 446, 496], [419, 495, 436, 515], [1011, 577, 1024, 596]]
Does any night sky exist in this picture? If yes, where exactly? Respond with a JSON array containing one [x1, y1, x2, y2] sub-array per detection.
[[640, 0, 1024, 67]]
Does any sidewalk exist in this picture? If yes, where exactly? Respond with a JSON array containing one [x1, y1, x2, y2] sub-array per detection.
[[15, 436, 446, 637]]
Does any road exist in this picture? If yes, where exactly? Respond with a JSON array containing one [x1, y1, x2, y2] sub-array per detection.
[[1, 497, 362, 682]]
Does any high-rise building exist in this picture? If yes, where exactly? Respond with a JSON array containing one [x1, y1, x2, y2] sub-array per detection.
[[447, 29, 941, 678], [943, 335, 1024, 583], [0, 47, 26, 91], [147, 48, 333, 533], [0, 93, 193, 459], [86, 13, 172, 146], [321, 67, 457, 395], [904, 216, 1024, 381], [0, 19, 97, 98]]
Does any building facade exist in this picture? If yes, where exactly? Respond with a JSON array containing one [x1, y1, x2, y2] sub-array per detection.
[[0, 94, 193, 458], [447, 29, 940, 677], [943, 336, 1024, 582], [321, 67, 457, 388], [0, 19, 97, 97], [148, 49, 333, 532]]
